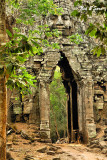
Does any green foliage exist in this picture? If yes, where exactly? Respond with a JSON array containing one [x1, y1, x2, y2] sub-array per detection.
[[6, 29, 13, 38], [6, 67, 37, 94], [1, 0, 63, 94], [69, 33, 83, 44], [71, 10, 80, 17], [50, 67, 67, 142], [74, 0, 82, 7], [7, 0, 63, 25], [0, 33, 37, 94], [71, 0, 107, 56]]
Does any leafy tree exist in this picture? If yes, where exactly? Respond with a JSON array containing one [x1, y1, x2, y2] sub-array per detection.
[[0, 0, 62, 94], [0, 0, 62, 159], [50, 66, 67, 142], [71, 0, 107, 57]]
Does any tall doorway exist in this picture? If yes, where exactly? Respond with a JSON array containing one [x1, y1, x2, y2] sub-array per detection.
[[58, 52, 79, 143]]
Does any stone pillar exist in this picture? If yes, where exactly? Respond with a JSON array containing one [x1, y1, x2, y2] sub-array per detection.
[[77, 82, 84, 133], [83, 77, 96, 143], [29, 87, 40, 126], [39, 81, 50, 139]]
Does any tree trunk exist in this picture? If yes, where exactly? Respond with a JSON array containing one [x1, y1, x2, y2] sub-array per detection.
[[7, 89, 12, 123], [0, 76, 7, 160], [50, 105, 60, 140], [0, 0, 7, 159]]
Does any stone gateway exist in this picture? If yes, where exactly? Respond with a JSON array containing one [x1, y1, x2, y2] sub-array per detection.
[[7, 0, 107, 144]]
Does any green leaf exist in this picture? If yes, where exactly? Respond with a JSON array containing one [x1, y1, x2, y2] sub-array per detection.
[[91, 46, 102, 57], [81, 14, 87, 22], [97, 47, 101, 57], [16, 56, 26, 62], [69, 33, 83, 44], [89, 29, 97, 37], [85, 25, 94, 35], [52, 43, 60, 49], [74, 0, 82, 7], [71, 10, 80, 17], [32, 47, 38, 54], [6, 29, 12, 38]]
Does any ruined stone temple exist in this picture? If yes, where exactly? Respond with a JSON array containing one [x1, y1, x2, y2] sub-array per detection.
[[7, 0, 107, 144]]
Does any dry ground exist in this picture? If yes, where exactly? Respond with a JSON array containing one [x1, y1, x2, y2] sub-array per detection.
[[7, 123, 107, 160]]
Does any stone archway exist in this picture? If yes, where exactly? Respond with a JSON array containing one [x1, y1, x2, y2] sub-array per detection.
[[38, 51, 96, 143]]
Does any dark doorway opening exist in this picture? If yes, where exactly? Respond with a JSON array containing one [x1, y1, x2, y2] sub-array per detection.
[[58, 52, 79, 143], [72, 81, 78, 130], [72, 80, 79, 142]]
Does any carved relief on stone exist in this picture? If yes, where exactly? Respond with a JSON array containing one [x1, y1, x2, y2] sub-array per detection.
[[46, 0, 73, 36], [94, 95, 104, 110]]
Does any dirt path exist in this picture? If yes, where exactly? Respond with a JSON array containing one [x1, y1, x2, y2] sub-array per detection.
[[8, 142, 107, 160], [55, 144, 107, 160], [7, 123, 107, 160]]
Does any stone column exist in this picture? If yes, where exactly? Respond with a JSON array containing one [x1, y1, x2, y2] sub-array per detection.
[[39, 81, 50, 139], [83, 77, 96, 143], [29, 94, 40, 125], [29, 86, 40, 125], [77, 82, 84, 133]]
